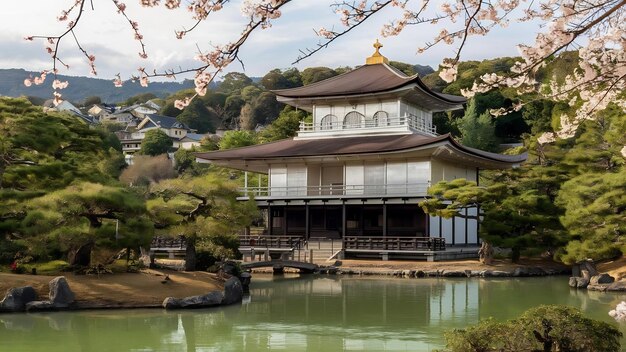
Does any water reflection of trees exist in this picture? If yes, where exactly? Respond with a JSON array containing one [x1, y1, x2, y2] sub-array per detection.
[[3, 277, 614, 351]]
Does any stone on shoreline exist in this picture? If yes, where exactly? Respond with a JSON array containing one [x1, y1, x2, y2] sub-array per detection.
[[569, 277, 590, 289], [222, 277, 244, 305], [606, 281, 626, 292], [162, 291, 224, 309], [590, 273, 614, 285], [513, 267, 546, 277], [0, 286, 38, 312], [49, 277, 75, 307], [23, 276, 76, 312]]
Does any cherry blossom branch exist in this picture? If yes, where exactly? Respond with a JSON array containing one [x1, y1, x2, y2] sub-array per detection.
[[112, 0, 148, 59], [294, 1, 397, 64]]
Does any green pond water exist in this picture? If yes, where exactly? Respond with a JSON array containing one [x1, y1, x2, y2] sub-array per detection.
[[1, 275, 625, 351]]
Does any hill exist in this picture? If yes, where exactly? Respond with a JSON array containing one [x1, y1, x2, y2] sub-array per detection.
[[0, 69, 196, 103]]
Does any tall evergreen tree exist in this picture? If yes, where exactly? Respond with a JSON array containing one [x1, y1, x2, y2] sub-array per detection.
[[458, 98, 500, 152]]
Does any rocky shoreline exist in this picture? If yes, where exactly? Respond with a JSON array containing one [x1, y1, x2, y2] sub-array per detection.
[[252, 264, 571, 278], [0, 274, 248, 314]]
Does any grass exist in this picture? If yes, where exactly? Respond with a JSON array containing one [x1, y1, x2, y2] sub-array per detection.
[[23, 260, 70, 275]]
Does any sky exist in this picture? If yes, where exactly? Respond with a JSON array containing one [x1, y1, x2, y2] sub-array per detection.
[[1, 1, 543, 82]]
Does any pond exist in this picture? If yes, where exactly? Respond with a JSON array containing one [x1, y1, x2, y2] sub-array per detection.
[[1, 275, 625, 351]]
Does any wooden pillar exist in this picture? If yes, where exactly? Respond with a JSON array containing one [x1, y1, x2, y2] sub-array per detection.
[[284, 203, 288, 236], [464, 208, 468, 245], [451, 216, 456, 245], [382, 202, 387, 238], [268, 203, 273, 236], [425, 208, 430, 237], [342, 202, 347, 239], [244, 171, 248, 196], [360, 204, 365, 236], [305, 203, 310, 240]]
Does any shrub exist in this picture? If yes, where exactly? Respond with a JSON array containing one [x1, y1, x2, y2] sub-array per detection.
[[441, 305, 621, 352]]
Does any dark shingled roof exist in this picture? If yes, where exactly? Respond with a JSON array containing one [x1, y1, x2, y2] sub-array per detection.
[[272, 63, 466, 105], [195, 134, 526, 165]]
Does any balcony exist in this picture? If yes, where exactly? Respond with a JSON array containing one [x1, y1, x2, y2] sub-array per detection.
[[238, 182, 430, 200], [297, 113, 436, 138]]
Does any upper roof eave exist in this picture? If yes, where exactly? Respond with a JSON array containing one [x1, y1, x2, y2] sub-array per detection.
[[271, 63, 465, 107], [195, 134, 525, 168]]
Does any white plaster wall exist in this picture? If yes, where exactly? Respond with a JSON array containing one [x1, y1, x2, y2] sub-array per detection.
[[467, 207, 478, 244], [287, 164, 307, 196], [454, 216, 465, 244], [431, 160, 477, 183], [270, 165, 287, 196], [345, 162, 364, 195], [429, 215, 440, 237], [441, 217, 453, 244]]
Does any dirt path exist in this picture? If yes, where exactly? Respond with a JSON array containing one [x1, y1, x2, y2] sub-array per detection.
[[0, 269, 222, 309]]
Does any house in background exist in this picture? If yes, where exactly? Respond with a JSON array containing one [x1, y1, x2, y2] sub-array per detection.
[[196, 42, 526, 260], [117, 113, 208, 163], [44, 99, 95, 124]]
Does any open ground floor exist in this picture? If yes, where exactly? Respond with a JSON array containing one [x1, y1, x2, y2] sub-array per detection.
[[241, 200, 481, 261]]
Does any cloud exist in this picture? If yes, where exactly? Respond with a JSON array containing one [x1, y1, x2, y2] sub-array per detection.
[[2, 1, 540, 80]]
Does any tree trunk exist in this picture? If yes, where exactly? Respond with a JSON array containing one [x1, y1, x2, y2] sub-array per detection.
[[511, 246, 521, 263], [184, 241, 197, 271], [478, 241, 494, 265], [68, 242, 94, 267], [138, 246, 155, 268]]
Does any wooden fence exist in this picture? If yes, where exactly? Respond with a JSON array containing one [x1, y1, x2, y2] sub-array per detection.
[[343, 236, 445, 252]]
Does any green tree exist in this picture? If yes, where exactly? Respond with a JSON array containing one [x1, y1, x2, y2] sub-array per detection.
[[218, 72, 253, 94], [441, 305, 621, 352], [148, 175, 257, 270], [123, 92, 158, 106], [241, 85, 262, 102], [176, 98, 216, 133], [223, 95, 245, 128], [139, 129, 172, 156], [458, 99, 500, 152], [218, 130, 257, 150], [389, 61, 416, 76], [21, 182, 153, 265], [259, 107, 309, 143], [261, 68, 302, 90], [301, 67, 338, 85], [0, 98, 129, 263], [251, 91, 283, 126], [554, 105, 626, 263], [421, 140, 568, 262]]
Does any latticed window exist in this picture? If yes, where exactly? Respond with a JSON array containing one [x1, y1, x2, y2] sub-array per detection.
[[372, 111, 388, 126], [343, 111, 365, 128], [320, 114, 338, 130]]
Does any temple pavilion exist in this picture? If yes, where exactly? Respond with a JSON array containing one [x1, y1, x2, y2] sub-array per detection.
[[196, 41, 526, 260]]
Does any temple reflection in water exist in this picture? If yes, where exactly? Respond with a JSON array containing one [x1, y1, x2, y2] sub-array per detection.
[[3, 276, 618, 351]]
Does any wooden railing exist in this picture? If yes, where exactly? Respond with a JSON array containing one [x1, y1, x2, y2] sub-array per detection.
[[343, 236, 445, 252], [239, 182, 430, 198], [150, 236, 187, 249], [239, 235, 305, 250]]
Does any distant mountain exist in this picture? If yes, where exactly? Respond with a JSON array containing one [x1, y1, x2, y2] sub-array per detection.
[[0, 69, 196, 104], [413, 64, 435, 77]]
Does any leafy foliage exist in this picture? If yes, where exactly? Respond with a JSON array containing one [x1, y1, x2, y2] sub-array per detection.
[[148, 174, 257, 270], [219, 130, 257, 150], [441, 305, 622, 352], [258, 107, 310, 143], [139, 129, 172, 156], [21, 182, 153, 262], [458, 99, 500, 152]]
